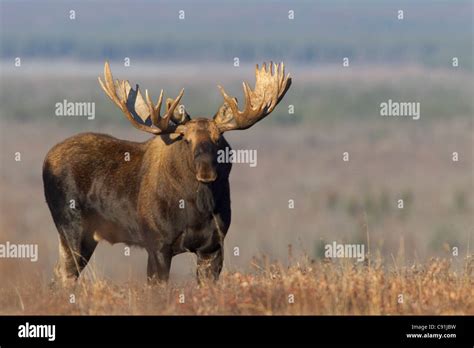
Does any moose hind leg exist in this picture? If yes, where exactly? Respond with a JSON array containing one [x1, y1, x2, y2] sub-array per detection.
[[54, 227, 97, 285], [147, 248, 172, 283], [78, 233, 98, 273], [54, 232, 81, 284], [196, 247, 223, 283]]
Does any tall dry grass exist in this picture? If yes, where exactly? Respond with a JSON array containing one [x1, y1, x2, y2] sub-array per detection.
[[0, 254, 472, 315]]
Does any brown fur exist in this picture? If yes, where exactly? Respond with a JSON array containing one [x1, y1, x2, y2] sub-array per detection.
[[43, 119, 231, 284]]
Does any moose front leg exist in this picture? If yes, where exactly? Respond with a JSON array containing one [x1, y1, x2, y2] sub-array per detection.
[[147, 247, 172, 283], [196, 247, 223, 283]]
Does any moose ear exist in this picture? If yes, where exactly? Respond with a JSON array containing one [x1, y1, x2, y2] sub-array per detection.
[[166, 98, 191, 124], [169, 133, 182, 140]]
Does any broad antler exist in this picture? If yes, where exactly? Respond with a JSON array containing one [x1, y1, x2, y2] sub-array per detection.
[[215, 62, 291, 132], [98, 61, 187, 135]]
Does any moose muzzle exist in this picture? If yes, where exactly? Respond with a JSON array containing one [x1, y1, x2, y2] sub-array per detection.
[[195, 152, 217, 183]]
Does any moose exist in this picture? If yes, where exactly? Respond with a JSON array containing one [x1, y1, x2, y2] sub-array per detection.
[[43, 61, 291, 284]]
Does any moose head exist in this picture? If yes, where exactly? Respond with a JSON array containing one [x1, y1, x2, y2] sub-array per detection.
[[98, 61, 292, 183]]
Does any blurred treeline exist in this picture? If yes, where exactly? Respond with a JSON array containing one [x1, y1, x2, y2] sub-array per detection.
[[1, 0, 472, 70], [1, 68, 472, 125]]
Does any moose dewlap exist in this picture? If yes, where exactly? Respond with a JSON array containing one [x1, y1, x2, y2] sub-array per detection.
[[43, 61, 291, 284]]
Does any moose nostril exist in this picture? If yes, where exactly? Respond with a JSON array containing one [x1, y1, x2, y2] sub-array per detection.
[[197, 173, 217, 183]]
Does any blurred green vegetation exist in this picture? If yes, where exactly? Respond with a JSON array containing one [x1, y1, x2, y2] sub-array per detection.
[[1, 71, 471, 125]]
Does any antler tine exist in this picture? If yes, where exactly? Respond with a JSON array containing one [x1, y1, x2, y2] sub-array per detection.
[[242, 82, 253, 115], [167, 89, 185, 118], [156, 89, 164, 114], [145, 89, 164, 127], [217, 85, 239, 116], [98, 62, 120, 108], [148, 88, 184, 130]]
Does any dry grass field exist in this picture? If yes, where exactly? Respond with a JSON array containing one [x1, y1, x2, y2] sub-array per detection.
[[0, 255, 472, 315]]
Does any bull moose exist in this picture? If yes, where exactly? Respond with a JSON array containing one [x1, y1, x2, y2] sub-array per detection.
[[43, 61, 291, 284]]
